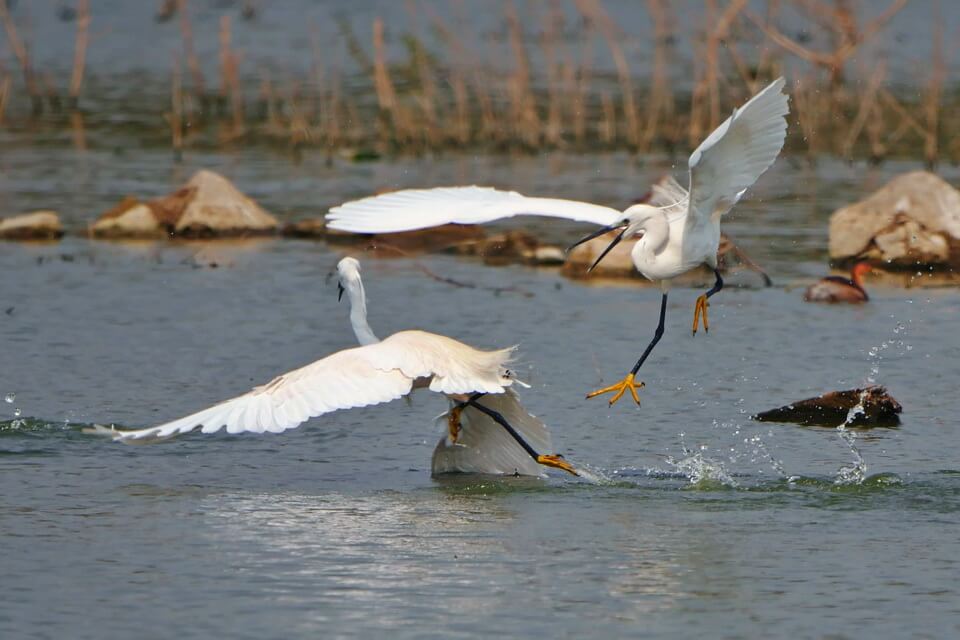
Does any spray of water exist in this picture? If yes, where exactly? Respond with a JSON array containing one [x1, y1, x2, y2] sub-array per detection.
[[665, 432, 738, 487], [834, 319, 910, 485]]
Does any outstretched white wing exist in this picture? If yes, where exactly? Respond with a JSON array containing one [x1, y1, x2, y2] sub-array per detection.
[[326, 185, 622, 233], [685, 77, 789, 226], [94, 330, 514, 443], [431, 389, 552, 477]]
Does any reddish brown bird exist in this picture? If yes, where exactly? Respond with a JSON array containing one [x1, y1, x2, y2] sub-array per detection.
[[804, 263, 872, 303]]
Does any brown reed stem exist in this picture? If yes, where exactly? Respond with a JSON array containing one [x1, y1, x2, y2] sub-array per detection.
[[923, 0, 944, 167], [505, 0, 540, 148], [178, 0, 205, 96], [640, 0, 673, 151], [0, 72, 9, 125], [372, 16, 411, 144], [69, 0, 90, 100], [576, 0, 639, 147], [0, 0, 36, 99]]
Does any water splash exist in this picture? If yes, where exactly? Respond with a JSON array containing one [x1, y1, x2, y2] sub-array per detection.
[[665, 435, 738, 488], [834, 390, 869, 485]]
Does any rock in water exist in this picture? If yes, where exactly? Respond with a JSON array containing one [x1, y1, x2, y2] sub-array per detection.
[[0, 211, 64, 240], [753, 386, 902, 427], [90, 170, 278, 239], [829, 171, 960, 269], [89, 197, 163, 238], [173, 170, 277, 236]]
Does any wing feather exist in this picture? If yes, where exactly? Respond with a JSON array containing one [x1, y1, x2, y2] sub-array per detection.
[[96, 331, 514, 443], [431, 389, 553, 476], [686, 77, 789, 225], [326, 185, 622, 233]]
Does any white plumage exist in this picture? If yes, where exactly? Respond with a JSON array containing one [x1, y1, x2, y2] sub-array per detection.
[[327, 78, 788, 242], [89, 257, 574, 477], [326, 79, 789, 407]]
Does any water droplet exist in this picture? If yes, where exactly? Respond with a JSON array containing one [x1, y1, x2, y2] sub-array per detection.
[[4, 393, 14, 404], [14, 407, 21, 417]]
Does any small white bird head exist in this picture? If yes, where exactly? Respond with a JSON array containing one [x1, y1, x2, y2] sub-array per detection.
[[336, 256, 362, 301], [569, 204, 661, 272]]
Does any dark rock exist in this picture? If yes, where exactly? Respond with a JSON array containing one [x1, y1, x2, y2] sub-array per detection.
[[753, 386, 902, 427]]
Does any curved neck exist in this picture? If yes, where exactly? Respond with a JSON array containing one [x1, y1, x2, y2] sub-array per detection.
[[344, 278, 379, 345], [637, 213, 669, 253]]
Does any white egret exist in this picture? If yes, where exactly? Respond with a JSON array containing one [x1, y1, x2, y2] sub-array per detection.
[[89, 257, 577, 477], [327, 78, 789, 407]]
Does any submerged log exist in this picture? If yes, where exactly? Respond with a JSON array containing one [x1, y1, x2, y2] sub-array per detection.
[[753, 386, 902, 427]]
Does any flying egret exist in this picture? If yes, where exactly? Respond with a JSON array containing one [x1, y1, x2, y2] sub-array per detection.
[[88, 257, 577, 477], [327, 78, 789, 407]]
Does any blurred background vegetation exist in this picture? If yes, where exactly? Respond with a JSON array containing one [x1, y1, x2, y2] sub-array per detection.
[[0, 0, 951, 164]]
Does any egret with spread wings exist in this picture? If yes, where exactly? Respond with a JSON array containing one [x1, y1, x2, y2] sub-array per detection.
[[89, 257, 577, 477], [327, 78, 789, 407]]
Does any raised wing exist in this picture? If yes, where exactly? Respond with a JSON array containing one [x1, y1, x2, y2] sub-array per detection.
[[686, 77, 789, 225], [326, 186, 622, 233], [92, 331, 514, 443]]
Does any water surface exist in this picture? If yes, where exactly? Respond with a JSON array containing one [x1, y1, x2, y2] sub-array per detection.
[[2, 150, 960, 638]]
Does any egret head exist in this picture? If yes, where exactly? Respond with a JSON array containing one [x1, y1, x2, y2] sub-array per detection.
[[568, 204, 660, 272], [336, 256, 362, 301]]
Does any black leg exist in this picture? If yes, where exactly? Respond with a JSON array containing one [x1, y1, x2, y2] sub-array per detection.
[[629, 292, 668, 376], [458, 394, 540, 462], [453, 394, 578, 476], [706, 268, 724, 300]]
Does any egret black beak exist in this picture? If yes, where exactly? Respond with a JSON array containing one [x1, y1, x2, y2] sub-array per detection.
[[568, 222, 629, 272], [337, 282, 345, 302]]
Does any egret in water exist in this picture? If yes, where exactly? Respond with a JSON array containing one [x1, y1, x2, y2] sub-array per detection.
[[89, 257, 577, 477], [327, 78, 789, 407]]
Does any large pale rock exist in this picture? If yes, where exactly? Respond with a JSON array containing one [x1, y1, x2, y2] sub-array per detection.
[[829, 171, 960, 268], [90, 170, 277, 239], [174, 170, 277, 235], [0, 211, 63, 240]]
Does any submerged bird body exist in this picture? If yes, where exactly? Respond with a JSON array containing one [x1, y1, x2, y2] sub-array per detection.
[[90, 257, 576, 477], [804, 263, 871, 303], [327, 79, 790, 407]]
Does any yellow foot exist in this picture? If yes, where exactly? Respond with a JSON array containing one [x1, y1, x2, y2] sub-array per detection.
[[692, 294, 710, 335], [537, 454, 579, 476], [447, 406, 462, 444], [585, 372, 644, 406]]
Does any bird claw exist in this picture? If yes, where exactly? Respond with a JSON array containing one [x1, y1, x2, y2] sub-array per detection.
[[692, 294, 710, 335], [585, 373, 644, 406], [447, 406, 462, 444], [536, 454, 579, 476]]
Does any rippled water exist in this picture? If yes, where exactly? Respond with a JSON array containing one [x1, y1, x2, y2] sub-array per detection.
[[3, 149, 960, 637]]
